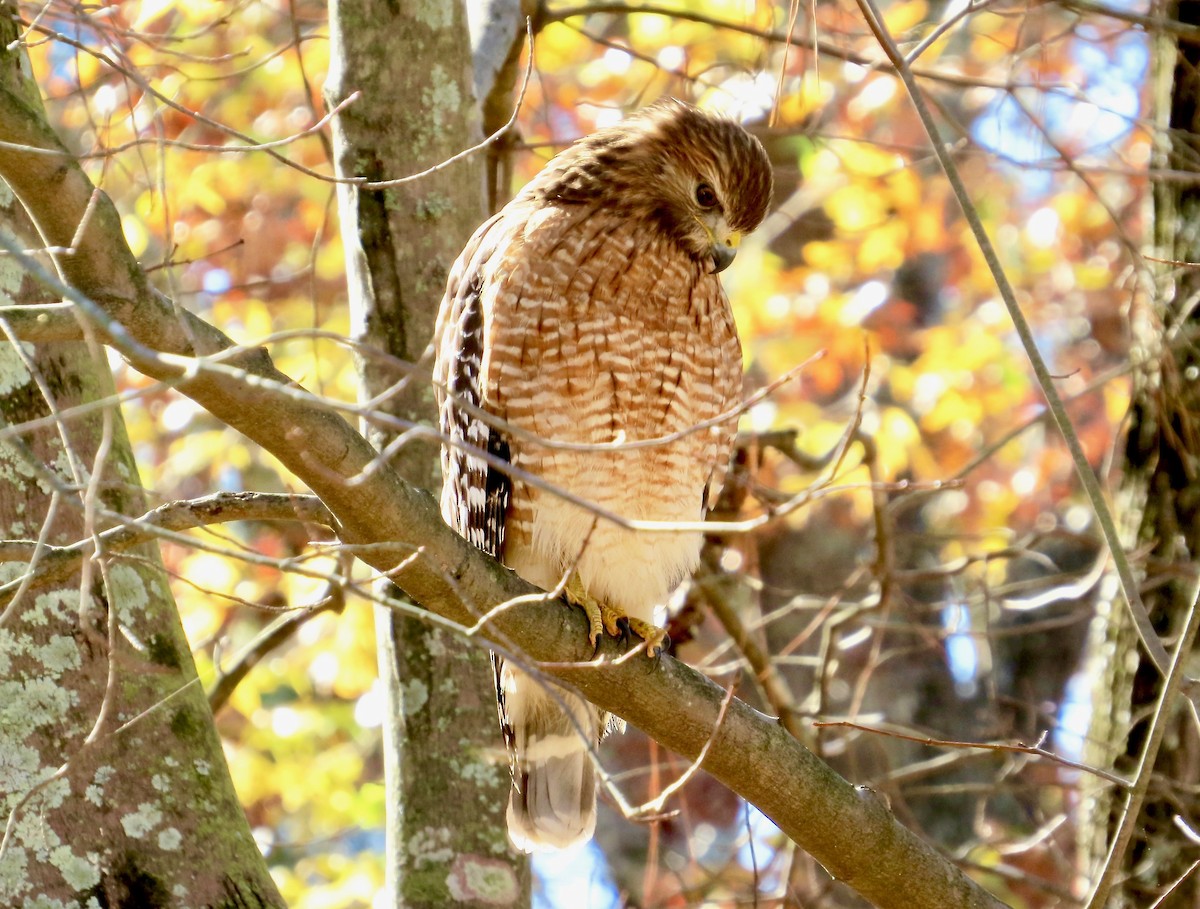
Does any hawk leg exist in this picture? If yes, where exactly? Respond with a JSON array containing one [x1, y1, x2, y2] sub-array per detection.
[[564, 574, 667, 657]]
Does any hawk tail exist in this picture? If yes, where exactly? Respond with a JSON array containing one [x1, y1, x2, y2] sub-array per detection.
[[499, 663, 600, 852]]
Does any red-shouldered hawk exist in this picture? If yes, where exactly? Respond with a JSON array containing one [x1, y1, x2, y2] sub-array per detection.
[[434, 99, 772, 851]]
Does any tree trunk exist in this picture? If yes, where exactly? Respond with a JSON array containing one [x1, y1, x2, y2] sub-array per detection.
[[1082, 4, 1200, 905], [0, 8, 282, 906], [325, 2, 527, 905]]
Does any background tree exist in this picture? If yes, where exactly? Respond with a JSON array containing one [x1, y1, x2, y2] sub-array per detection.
[[0, 1, 1189, 908], [325, 2, 526, 905], [1081, 3, 1200, 907]]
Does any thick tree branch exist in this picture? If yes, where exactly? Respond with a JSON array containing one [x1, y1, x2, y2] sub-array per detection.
[[0, 37, 1006, 909], [0, 301, 85, 341]]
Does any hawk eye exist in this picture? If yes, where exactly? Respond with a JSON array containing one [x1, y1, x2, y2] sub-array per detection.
[[695, 183, 718, 209]]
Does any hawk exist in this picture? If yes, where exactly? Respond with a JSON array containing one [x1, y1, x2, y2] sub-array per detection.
[[434, 99, 772, 851]]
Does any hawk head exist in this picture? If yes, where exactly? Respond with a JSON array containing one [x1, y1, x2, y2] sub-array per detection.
[[535, 99, 774, 274]]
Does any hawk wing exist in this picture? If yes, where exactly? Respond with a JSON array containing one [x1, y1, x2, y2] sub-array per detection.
[[434, 211, 521, 763], [435, 212, 513, 561]]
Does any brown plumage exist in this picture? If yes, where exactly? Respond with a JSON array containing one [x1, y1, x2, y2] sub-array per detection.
[[434, 99, 772, 851]]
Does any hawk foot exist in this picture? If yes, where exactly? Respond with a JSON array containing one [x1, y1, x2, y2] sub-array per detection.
[[619, 616, 669, 659], [564, 575, 666, 657]]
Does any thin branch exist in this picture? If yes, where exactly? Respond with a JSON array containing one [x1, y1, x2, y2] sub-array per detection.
[[814, 721, 1130, 787], [905, 0, 1001, 65], [631, 679, 740, 817], [1057, 0, 1200, 42], [0, 492, 335, 604], [699, 574, 805, 741], [545, 2, 1030, 91], [208, 572, 347, 712], [287, 0, 333, 163], [20, 18, 362, 185], [951, 363, 1132, 482], [1148, 857, 1200, 908], [362, 17, 535, 189]]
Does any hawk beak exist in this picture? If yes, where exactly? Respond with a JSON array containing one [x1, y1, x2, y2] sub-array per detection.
[[710, 231, 741, 273]]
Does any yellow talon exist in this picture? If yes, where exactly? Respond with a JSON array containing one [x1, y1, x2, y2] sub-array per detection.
[[563, 574, 666, 657], [623, 617, 668, 658], [564, 574, 605, 647]]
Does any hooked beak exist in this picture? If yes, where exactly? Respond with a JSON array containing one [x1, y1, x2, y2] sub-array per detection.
[[710, 231, 741, 273]]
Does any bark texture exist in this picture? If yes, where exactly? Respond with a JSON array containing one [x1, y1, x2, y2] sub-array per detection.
[[325, 2, 527, 905], [1082, 4, 1200, 905]]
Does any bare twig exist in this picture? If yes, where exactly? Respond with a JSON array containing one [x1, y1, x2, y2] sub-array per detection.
[[1149, 857, 1200, 908], [543, 2, 1018, 91], [361, 17, 535, 190], [632, 680, 740, 818], [208, 568, 349, 712], [905, 0, 1000, 64], [700, 576, 805, 741], [1058, 0, 1200, 41], [0, 492, 336, 605], [814, 721, 1130, 787]]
